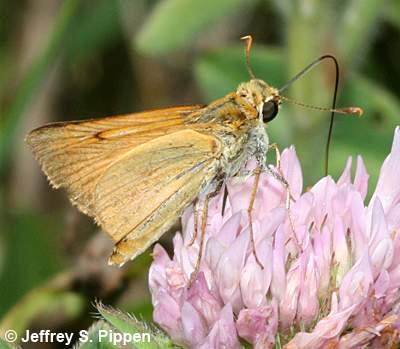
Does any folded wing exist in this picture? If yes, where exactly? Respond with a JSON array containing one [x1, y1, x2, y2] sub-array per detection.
[[26, 106, 203, 216], [93, 129, 221, 265]]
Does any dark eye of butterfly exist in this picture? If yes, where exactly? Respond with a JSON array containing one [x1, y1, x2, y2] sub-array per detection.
[[262, 101, 279, 122]]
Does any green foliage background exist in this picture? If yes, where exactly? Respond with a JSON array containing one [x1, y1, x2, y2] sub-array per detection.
[[0, 0, 399, 348]]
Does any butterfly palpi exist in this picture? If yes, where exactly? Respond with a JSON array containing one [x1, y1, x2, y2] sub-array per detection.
[[26, 36, 362, 271]]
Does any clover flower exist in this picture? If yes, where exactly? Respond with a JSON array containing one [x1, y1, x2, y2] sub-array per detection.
[[149, 127, 400, 348]]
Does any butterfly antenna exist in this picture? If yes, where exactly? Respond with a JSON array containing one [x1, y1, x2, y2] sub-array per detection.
[[278, 55, 362, 176], [280, 95, 363, 116], [241, 35, 256, 79]]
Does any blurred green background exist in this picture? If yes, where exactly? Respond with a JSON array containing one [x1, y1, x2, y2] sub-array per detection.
[[0, 0, 399, 347]]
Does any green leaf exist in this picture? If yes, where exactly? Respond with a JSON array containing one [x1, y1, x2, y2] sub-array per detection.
[[122, 301, 153, 323], [135, 0, 255, 55], [97, 302, 179, 349]]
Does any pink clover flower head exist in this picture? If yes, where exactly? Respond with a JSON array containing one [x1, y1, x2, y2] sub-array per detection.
[[149, 127, 400, 348]]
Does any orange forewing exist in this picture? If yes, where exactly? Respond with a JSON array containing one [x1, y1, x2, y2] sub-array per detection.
[[26, 105, 225, 265], [26, 105, 203, 217]]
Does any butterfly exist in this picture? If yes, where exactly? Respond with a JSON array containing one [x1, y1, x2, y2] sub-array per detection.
[[26, 36, 361, 268]]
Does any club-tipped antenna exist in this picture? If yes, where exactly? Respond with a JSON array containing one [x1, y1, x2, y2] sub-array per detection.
[[241, 35, 256, 79], [278, 55, 346, 176], [280, 95, 363, 116]]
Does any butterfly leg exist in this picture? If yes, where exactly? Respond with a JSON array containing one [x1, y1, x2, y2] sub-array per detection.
[[269, 143, 281, 168], [189, 194, 210, 286], [223, 163, 264, 267], [188, 199, 199, 246], [189, 178, 224, 286], [248, 166, 263, 268], [221, 185, 229, 216]]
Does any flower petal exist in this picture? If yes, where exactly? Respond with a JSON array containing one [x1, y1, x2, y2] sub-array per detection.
[[339, 252, 373, 310], [187, 272, 222, 327], [297, 249, 320, 325], [271, 225, 286, 301], [354, 155, 369, 200], [236, 303, 278, 349], [181, 301, 207, 347], [337, 157, 352, 187], [285, 294, 356, 349], [216, 229, 249, 311], [153, 290, 184, 344], [370, 126, 400, 213], [198, 303, 241, 349], [280, 145, 303, 199]]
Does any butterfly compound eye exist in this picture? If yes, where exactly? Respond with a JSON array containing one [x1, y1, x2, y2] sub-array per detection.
[[262, 101, 279, 122]]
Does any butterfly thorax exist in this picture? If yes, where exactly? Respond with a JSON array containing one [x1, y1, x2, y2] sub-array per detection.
[[186, 80, 276, 194], [218, 79, 279, 175]]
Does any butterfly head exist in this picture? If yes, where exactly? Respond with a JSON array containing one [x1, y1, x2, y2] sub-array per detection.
[[237, 79, 281, 123]]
